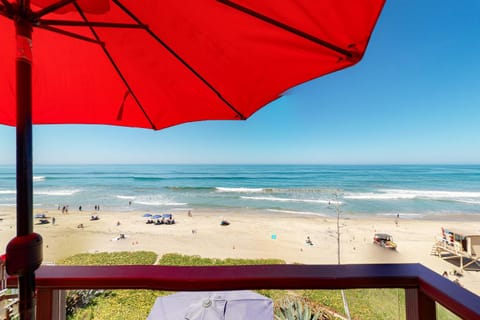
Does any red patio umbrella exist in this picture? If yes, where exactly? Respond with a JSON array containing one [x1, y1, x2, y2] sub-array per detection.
[[0, 0, 385, 318]]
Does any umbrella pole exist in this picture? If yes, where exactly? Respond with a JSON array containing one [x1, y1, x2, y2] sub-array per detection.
[[16, 17, 36, 318], [6, 2, 43, 319]]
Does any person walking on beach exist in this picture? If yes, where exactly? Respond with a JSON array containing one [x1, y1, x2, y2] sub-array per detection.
[[395, 213, 399, 226]]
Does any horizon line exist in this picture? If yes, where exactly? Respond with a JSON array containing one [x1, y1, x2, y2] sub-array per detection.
[[1, 163, 479, 166]]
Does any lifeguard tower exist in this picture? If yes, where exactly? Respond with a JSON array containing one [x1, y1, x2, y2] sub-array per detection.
[[432, 227, 480, 271]]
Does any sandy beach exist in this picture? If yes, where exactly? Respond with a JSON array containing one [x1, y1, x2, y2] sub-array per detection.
[[1, 207, 480, 295]]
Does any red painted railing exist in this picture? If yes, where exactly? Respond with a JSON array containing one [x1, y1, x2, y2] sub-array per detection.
[[8, 263, 480, 319]]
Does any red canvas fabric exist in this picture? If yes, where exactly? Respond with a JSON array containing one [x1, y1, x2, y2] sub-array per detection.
[[0, 0, 385, 130]]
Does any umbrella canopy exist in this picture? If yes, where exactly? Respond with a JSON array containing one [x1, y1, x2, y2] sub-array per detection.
[[143, 213, 152, 217], [147, 290, 273, 320], [0, 0, 385, 130], [152, 214, 162, 219], [0, 1, 385, 319]]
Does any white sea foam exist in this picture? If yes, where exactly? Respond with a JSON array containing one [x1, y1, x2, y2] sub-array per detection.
[[135, 200, 186, 206], [241, 196, 342, 204], [0, 203, 15, 207], [34, 189, 81, 196], [457, 199, 480, 205], [134, 194, 186, 206], [216, 187, 265, 193], [33, 176, 46, 182], [0, 190, 16, 195], [377, 212, 424, 217], [267, 209, 327, 217], [116, 195, 135, 200], [344, 192, 416, 200], [345, 189, 480, 200]]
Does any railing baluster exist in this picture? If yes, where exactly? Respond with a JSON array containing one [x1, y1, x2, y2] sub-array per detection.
[[36, 289, 65, 320], [405, 288, 436, 320], [36, 288, 52, 320]]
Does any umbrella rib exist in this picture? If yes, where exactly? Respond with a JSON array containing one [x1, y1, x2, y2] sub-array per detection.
[[0, 0, 13, 15], [218, 0, 353, 58], [73, 2, 158, 130], [112, 0, 247, 120], [33, 0, 75, 19], [36, 24, 104, 45], [1, 1, 16, 19], [38, 19, 147, 29]]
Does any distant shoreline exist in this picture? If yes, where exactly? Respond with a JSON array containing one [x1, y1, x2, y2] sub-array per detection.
[[3, 204, 480, 221]]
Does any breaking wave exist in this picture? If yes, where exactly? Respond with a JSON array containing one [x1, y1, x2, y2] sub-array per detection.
[[0, 190, 16, 195], [344, 189, 480, 201], [116, 195, 135, 200], [267, 209, 327, 217], [216, 187, 266, 193], [241, 196, 342, 204], [34, 189, 81, 196]]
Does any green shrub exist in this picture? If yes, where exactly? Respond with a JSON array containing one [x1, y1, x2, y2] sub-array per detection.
[[275, 297, 332, 320], [158, 253, 285, 266], [59, 251, 157, 266]]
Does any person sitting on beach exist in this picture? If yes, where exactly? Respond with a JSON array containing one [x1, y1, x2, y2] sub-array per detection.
[[306, 236, 313, 246], [77, 223, 84, 229]]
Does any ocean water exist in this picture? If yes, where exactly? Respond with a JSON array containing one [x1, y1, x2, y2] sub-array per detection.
[[0, 164, 479, 218]]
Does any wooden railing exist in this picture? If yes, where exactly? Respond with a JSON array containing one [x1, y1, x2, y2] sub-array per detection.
[[7, 263, 480, 319]]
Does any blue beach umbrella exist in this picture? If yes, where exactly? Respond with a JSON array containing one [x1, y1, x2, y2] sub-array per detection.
[[152, 214, 162, 219], [143, 213, 152, 218]]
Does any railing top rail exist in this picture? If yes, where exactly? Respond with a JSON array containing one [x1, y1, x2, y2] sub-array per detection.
[[6, 263, 480, 319], [416, 264, 480, 320], [11, 263, 420, 290]]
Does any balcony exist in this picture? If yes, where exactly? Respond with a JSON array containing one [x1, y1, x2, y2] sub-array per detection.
[[4, 263, 480, 319]]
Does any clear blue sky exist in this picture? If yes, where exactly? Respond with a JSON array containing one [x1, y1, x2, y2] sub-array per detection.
[[1, 0, 479, 165]]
